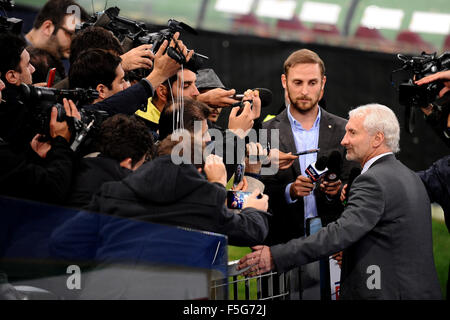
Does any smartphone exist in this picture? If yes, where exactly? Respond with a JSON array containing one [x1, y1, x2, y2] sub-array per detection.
[[227, 191, 252, 209], [226, 190, 263, 209], [46, 68, 56, 88]]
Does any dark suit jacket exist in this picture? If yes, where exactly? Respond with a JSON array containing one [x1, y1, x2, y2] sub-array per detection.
[[262, 107, 359, 244], [85, 155, 269, 247], [417, 155, 450, 232], [271, 154, 442, 299]]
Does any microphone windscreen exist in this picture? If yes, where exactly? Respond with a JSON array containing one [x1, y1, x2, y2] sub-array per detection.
[[315, 156, 328, 171], [233, 88, 273, 107], [327, 150, 342, 174], [254, 88, 273, 108]]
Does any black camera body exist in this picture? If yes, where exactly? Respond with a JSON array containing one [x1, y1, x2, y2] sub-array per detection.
[[397, 52, 450, 107], [0, 0, 23, 35], [0, 0, 14, 9], [76, 7, 208, 75], [395, 52, 450, 134], [18, 84, 106, 151]]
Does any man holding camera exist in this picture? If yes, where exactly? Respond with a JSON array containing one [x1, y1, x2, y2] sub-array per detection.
[[68, 32, 191, 118], [415, 69, 450, 231], [0, 32, 80, 204], [416, 69, 450, 299], [415, 69, 450, 146]]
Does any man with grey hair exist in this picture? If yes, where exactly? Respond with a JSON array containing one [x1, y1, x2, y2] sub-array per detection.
[[238, 103, 442, 299]]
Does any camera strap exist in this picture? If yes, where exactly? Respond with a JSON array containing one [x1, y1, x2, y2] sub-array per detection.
[[169, 64, 185, 133]]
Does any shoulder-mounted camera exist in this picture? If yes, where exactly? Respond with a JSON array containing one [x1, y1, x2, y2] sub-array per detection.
[[76, 7, 208, 75], [18, 84, 107, 152], [393, 51, 450, 135]]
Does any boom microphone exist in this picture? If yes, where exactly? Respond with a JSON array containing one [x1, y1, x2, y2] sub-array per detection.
[[305, 156, 328, 182], [342, 167, 361, 206], [233, 88, 273, 108]]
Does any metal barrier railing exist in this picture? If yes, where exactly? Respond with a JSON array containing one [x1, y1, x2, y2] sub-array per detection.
[[210, 260, 300, 300]]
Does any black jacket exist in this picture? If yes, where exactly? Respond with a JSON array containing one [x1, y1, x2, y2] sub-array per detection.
[[271, 155, 441, 299], [55, 77, 154, 117], [67, 155, 132, 209], [87, 155, 269, 246], [417, 155, 450, 232], [0, 136, 75, 204], [82, 79, 154, 116], [73, 79, 155, 156], [0, 84, 36, 148], [0, 84, 75, 204]]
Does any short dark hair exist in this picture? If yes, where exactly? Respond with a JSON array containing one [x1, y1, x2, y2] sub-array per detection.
[[158, 98, 211, 141], [154, 68, 198, 103], [33, 0, 89, 30], [0, 33, 26, 82], [70, 26, 124, 65], [284, 49, 325, 78], [95, 114, 155, 166], [27, 46, 66, 83], [69, 48, 122, 90], [152, 74, 181, 104]]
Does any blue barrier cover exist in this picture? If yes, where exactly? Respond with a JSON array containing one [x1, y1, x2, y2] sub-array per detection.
[[0, 196, 228, 277]]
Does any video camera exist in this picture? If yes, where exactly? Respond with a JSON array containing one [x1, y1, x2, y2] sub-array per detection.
[[394, 51, 450, 134], [0, 0, 23, 34], [18, 84, 107, 152], [76, 7, 208, 75]]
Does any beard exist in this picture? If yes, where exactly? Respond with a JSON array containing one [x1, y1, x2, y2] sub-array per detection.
[[286, 85, 321, 114], [345, 149, 355, 161], [208, 106, 221, 122], [44, 35, 66, 60]]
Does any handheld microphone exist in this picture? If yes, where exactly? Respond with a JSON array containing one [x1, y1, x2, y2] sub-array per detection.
[[233, 88, 273, 108], [324, 151, 342, 182], [305, 156, 328, 182], [342, 167, 361, 206]]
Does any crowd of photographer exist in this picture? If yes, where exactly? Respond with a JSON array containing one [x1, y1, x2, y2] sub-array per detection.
[[0, 32, 78, 204], [0, 0, 448, 300], [0, 0, 274, 278]]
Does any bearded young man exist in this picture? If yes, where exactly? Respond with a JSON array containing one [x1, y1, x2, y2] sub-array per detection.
[[262, 49, 359, 245], [260, 49, 359, 299]]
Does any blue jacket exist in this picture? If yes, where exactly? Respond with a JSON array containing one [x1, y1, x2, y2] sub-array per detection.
[[417, 155, 450, 232]]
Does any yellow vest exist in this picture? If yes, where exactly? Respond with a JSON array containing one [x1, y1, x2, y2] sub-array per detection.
[[135, 98, 160, 124], [263, 114, 276, 122]]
